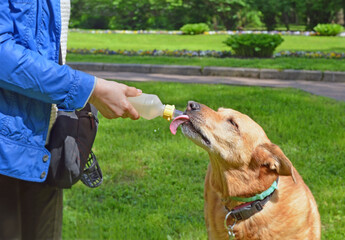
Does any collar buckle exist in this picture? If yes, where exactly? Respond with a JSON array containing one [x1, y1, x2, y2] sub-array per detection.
[[230, 200, 264, 221], [254, 201, 263, 211]]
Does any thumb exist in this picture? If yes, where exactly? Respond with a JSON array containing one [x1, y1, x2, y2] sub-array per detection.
[[126, 87, 142, 97]]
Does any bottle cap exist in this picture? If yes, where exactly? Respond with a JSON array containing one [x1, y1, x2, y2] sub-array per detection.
[[163, 104, 175, 121]]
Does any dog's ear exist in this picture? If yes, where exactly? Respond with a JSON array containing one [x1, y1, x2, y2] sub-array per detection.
[[254, 143, 297, 183]]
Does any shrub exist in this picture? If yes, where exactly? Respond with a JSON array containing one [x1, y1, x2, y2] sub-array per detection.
[[180, 23, 210, 35], [224, 34, 284, 58], [313, 23, 344, 36]]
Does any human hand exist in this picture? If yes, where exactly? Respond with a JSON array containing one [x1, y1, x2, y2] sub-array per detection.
[[88, 78, 142, 119]]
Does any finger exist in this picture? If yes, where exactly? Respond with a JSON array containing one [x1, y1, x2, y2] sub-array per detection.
[[101, 106, 122, 119], [102, 110, 118, 119], [129, 112, 140, 120], [126, 102, 140, 120], [121, 112, 129, 119], [126, 86, 142, 97]]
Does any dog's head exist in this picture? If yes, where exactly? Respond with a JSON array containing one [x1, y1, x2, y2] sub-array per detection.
[[171, 101, 296, 183]]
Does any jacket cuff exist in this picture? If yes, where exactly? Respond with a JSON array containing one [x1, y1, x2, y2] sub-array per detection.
[[80, 76, 97, 110], [57, 70, 96, 111]]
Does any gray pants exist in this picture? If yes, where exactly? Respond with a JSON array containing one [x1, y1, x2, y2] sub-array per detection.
[[0, 174, 63, 240]]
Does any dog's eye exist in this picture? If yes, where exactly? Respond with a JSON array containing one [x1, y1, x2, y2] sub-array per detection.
[[228, 118, 239, 129]]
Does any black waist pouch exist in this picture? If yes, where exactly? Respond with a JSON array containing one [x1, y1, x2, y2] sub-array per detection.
[[46, 103, 102, 188]]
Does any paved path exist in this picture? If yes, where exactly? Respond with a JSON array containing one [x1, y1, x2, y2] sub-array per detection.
[[87, 71, 345, 102]]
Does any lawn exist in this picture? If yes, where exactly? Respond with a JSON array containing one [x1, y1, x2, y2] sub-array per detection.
[[67, 54, 345, 72], [63, 81, 345, 240], [67, 33, 345, 72], [67, 32, 345, 53]]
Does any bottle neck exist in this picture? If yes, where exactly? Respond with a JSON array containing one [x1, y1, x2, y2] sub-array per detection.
[[173, 109, 184, 118]]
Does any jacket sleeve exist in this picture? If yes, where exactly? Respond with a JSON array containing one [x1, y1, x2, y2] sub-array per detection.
[[0, 3, 95, 111]]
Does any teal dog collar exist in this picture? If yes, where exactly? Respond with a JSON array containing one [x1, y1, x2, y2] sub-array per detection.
[[230, 178, 278, 202]]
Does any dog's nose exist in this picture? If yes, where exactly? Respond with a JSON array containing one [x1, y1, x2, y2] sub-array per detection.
[[188, 101, 200, 111]]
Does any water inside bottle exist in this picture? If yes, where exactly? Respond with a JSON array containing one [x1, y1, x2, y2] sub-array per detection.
[[128, 93, 165, 120]]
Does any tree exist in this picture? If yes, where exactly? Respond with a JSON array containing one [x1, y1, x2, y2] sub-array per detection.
[[278, 0, 298, 30], [249, 0, 279, 31], [343, 0, 345, 25], [304, 0, 343, 30], [69, 0, 345, 30], [147, 0, 211, 30], [70, 0, 115, 29], [205, 0, 247, 30], [109, 0, 152, 29]]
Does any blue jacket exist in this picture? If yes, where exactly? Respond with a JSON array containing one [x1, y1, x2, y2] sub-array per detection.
[[0, 1, 95, 182]]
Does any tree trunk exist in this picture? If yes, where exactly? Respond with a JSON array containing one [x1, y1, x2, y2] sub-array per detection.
[[220, 13, 237, 30], [282, 12, 290, 30]]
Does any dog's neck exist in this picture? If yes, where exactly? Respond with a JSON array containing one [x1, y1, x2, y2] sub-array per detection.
[[208, 153, 278, 204]]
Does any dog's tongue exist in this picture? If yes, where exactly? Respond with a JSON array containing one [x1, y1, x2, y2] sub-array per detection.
[[170, 115, 190, 135]]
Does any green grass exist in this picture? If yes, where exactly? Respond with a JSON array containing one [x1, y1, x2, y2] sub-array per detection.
[[67, 53, 345, 72], [63, 81, 345, 240], [67, 33, 345, 71], [67, 32, 345, 53]]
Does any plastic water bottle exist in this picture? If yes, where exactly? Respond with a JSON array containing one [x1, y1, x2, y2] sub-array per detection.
[[128, 93, 183, 120]]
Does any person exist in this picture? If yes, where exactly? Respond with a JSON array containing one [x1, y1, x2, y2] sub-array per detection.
[[0, 1, 141, 239]]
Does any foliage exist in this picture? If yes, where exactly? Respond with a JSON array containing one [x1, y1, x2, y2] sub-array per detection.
[[109, 0, 152, 30], [62, 81, 345, 239], [70, 0, 345, 31], [180, 23, 210, 35], [277, 0, 299, 31], [237, 9, 264, 29], [304, 0, 344, 30], [249, 0, 280, 31], [223, 34, 284, 57], [314, 23, 344, 36], [205, 0, 247, 30], [69, 0, 115, 29]]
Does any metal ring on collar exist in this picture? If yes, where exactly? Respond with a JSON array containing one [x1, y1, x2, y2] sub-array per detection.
[[224, 211, 236, 238]]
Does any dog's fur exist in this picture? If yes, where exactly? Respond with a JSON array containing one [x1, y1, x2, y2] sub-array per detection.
[[181, 102, 321, 240]]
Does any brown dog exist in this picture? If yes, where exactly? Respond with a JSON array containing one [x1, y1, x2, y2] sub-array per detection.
[[170, 101, 321, 240]]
